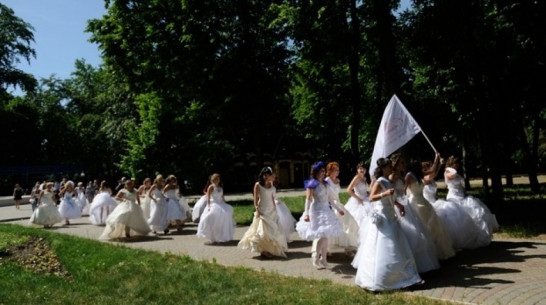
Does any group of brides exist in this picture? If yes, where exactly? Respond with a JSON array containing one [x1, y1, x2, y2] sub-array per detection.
[[27, 152, 499, 291]]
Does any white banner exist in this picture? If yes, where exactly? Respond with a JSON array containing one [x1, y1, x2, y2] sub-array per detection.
[[368, 95, 422, 175]]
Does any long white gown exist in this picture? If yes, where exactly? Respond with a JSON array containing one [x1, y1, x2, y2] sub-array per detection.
[[406, 173, 455, 260], [100, 189, 151, 239], [29, 190, 63, 226], [393, 177, 439, 273], [296, 180, 344, 241], [89, 191, 118, 225], [352, 177, 422, 291], [238, 184, 288, 257], [426, 179, 481, 250], [165, 188, 186, 222], [444, 167, 499, 248], [345, 180, 372, 226], [139, 187, 152, 221], [196, 186, 235, 243], [148, 188, 169, 232], [58, 190, 82, 219], [324, 177, 359, 252]]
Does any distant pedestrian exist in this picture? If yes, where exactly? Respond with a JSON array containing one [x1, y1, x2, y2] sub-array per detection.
[[13, 183, 23, 209]]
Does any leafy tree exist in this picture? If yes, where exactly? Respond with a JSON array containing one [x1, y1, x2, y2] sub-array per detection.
[[0, 3, 37, 98]]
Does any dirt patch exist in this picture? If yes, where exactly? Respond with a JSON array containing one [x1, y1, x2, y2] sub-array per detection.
[[0, 236, 72, 280]]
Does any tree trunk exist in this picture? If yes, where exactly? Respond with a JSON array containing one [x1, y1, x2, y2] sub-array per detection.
[[347, 0, 362, 161]]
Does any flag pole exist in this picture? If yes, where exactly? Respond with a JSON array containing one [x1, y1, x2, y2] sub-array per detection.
[[420, 130, 437, 154]]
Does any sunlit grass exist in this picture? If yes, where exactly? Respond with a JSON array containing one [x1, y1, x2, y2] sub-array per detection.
[[0, 224, 451, 305]]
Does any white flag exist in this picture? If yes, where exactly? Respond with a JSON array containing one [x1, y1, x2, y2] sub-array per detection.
[[368, 95, 422, 175]]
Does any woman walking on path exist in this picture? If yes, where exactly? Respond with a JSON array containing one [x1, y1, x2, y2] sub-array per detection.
[[345, 163, 372, 226], [444, 156, 499, 248], [148, 174, 170, 235], [296, 161, 344, 269], [406, 157, 455, 260], [164, 175, 186, 232], [29, 182, 63, 228], [58, 181, 82, 225], [320, 161, 359, 257], [13, 183, 23, 210], [390, 153, 439, 273], [100, 179, 151, 239], [197, 173, 235, 244], [238, 167, 288, 258], [352, 158, 423, 291]]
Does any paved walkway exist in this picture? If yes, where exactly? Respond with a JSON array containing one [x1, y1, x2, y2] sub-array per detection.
[[1, 200, 546, 304]]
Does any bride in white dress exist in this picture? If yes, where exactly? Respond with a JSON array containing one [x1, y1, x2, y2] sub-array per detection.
[[352, 158, 422, 291], [444, 156, 499, 248], [390, 153, 439, 273], [323, 161, 359, 256], [100, 179, 151, 239], [29, 182, 63, 228], [296, 161, 344, 269], [196, 173, 235, 243], [238, 167, 288, 258], [406, 158, 455, 260], [345, 163, 372, 225]]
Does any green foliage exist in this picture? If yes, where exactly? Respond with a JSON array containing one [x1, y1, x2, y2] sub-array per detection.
[[0, 3, 37, 96], [120, 92, 162, 178]]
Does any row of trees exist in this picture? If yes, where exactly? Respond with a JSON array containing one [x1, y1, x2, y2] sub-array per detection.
[[1, 1, 544, 205]]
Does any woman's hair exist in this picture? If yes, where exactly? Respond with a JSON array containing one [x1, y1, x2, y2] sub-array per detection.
[[100, 180, 109, 191], [46, 182, 54, 188], [326, 162, 339, 177], [446, 155, 459, 168], [374, 158, 392, 179], [210, 173, 223, 188], [165, 174, 177, 184], [408, 158, 424, 183], [310, 161, 325, 180], [258, 166, 273, 186], [153, 174, 163, 185], [143, 177, 152, 184]]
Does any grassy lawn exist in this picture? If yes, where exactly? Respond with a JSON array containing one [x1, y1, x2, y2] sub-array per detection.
[[0, 225, 450, 305]]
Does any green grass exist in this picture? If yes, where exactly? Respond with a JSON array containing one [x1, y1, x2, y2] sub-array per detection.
[[0, 224, 450, 305]]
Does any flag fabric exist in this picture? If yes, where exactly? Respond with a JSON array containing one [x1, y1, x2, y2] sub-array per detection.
[[368, 95, 422, 175]]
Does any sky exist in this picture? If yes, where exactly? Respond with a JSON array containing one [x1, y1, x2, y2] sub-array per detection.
[[3, 0, 107, 95]]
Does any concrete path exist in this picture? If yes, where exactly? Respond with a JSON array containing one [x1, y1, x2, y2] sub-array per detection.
[[1, 198, 546, 305]]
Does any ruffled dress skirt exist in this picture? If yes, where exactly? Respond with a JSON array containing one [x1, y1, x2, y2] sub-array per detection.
[[100, 201, 151, 239], [296, 202, 344, 241], [238, 211, 288, 257], [196, 201, 235, 242], [344, 198, 372, 226], [148, 198, 169, 232], [89, 193, 118, 225], [327, 202, 359, 251], [431, 199, 483, 250], [166, 198, 186, 221], [58, 197, 82, 219], [29, 203, 63, 226]]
